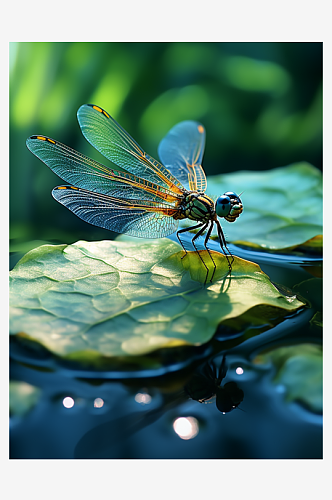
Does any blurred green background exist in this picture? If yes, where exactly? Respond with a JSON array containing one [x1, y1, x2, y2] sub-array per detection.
[[9, 42, 322, 266]]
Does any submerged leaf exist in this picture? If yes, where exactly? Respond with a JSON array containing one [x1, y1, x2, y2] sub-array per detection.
[[10, 381, 41, 417], [310, 311, 322, 328], [254, 344, 322, 413], [293, 277, 322, 311], [10, 239, 304, 360], [203, 162, 322, 250]]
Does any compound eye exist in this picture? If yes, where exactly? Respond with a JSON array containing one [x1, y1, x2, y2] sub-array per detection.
[[215, 195, 232, 218], [224, 191, 241, 203]]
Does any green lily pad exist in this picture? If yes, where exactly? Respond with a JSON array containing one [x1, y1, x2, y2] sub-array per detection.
[[10, 381, 41, 417], [200, 162, 322, 250], [254, 344, 322, 413], [10, 239, 304, 362]]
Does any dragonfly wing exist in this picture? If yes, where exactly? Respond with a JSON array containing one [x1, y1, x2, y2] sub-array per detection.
[[52, 186, 179, 238], [158, 121, 207, 192], [77, 104, 184, 194], [26, 136, 181, 205]]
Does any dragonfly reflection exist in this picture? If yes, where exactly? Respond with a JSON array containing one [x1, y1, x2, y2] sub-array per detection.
[[185, 355, 244, 413]]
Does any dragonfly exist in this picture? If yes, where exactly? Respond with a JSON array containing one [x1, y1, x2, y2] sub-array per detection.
[[26, 104, 243, 283]]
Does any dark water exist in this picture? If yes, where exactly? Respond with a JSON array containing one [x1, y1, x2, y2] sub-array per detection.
[[9, 241, 322, 459]]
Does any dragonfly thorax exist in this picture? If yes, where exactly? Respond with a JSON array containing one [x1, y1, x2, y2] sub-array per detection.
[[177, 192, 216, 223]]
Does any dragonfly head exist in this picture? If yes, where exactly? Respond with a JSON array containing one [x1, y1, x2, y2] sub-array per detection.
[[215, 191, 243, 222]]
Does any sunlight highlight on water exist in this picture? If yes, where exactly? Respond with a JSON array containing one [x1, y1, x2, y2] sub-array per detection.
[[173, 417, 199, 440], [94, 398, 104, 408], [135, 393, 152, 405], [63, 397, 74, 408]]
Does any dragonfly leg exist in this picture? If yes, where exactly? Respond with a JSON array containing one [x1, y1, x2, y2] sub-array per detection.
[[191, 222, 211, 284], [176, 223, 205, 259], [202, 221, 216, 282], [216, 219, 234, 271]]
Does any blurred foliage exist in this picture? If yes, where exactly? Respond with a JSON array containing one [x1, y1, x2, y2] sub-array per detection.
[[10, 42, 322, 264]]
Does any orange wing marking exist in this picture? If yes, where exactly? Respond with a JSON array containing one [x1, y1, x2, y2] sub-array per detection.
[[92, 105, 110, 118]]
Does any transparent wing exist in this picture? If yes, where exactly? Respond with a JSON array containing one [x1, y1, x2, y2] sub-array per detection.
[[158, 121, 207, 192], [26, 135, 181, 205], [52, 186, 179, 238], [77, 104, 184, 194]]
